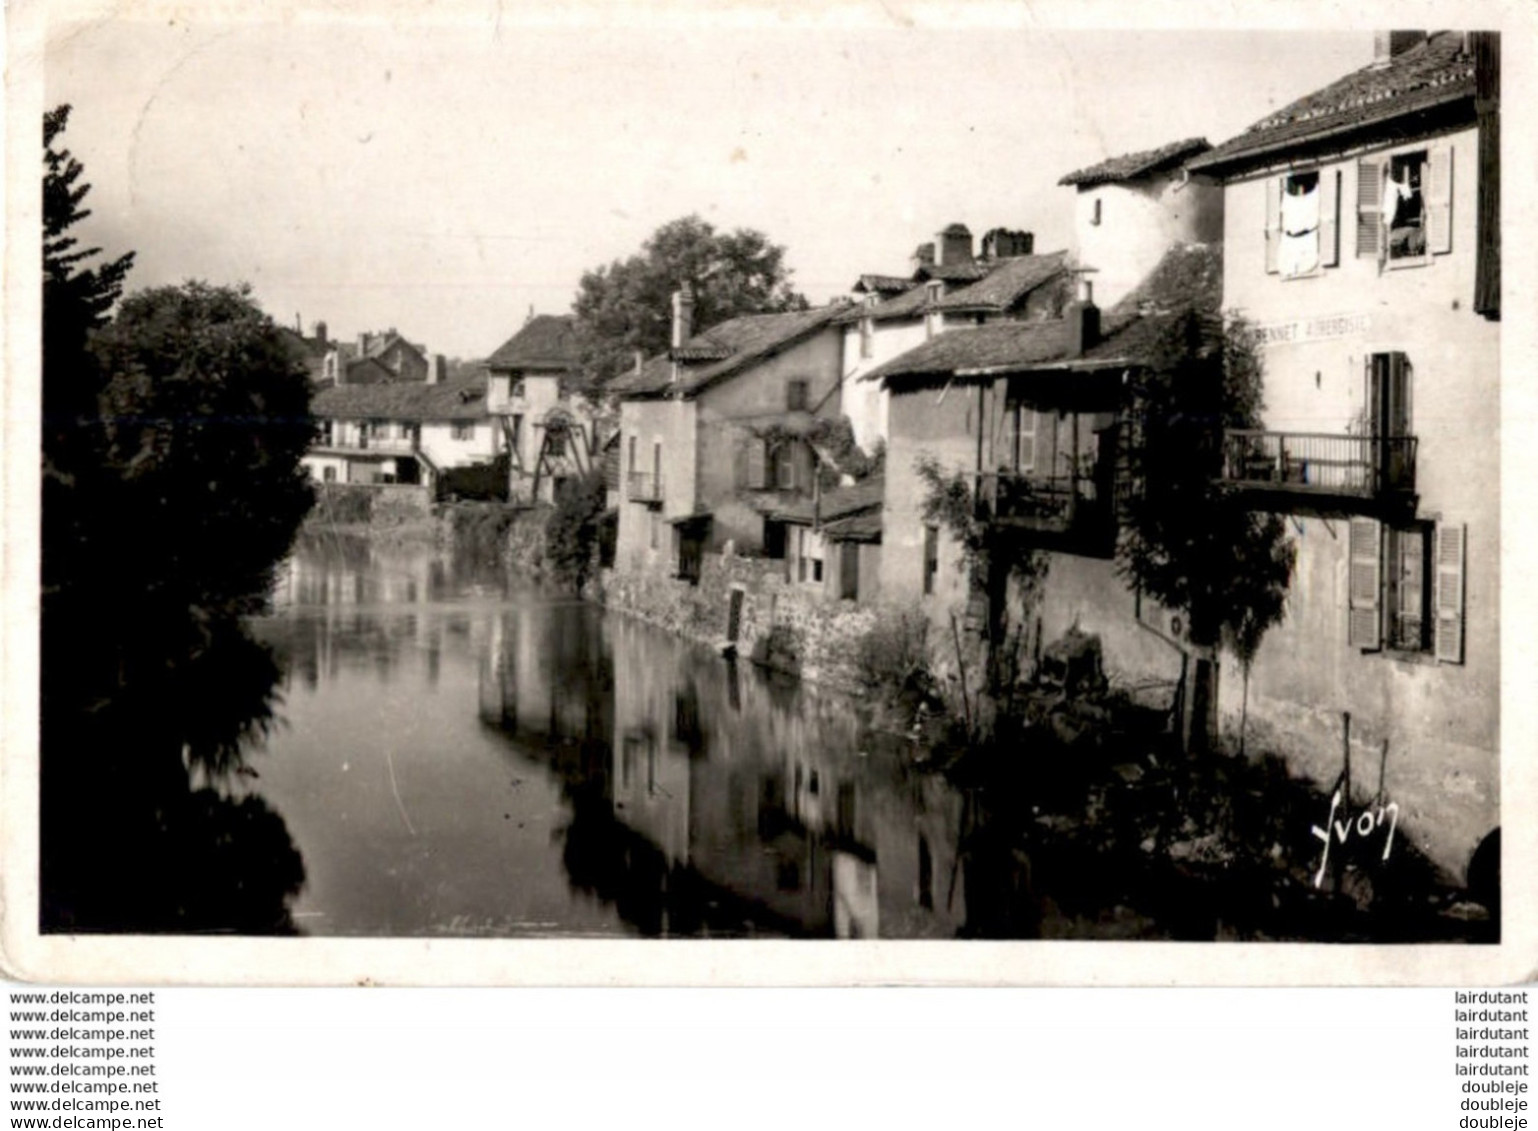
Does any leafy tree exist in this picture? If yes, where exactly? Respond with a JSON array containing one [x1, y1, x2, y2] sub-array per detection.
[[544, 468, 610, 593], [1116, 313, 1296, 753], [571, 214, 808, 391]]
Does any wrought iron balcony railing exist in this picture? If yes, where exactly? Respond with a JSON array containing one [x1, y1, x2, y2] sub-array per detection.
[[1220, 431, 1417, 499], [627, 471, 664, 504], [975, 470, 1103, 534]]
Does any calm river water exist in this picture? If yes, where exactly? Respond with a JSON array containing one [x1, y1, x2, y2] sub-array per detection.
[[241, 534, 975, 938]]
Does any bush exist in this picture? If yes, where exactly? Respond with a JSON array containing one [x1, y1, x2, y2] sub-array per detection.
[[545, 469, 608, 592], [311, 483, 375, 525], [855, 608, 934, 698]]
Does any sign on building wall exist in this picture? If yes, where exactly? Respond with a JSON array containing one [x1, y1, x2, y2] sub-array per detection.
[[1256, 312, 1371, 346]]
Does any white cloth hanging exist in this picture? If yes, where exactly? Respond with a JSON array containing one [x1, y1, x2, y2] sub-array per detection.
[[1279, 179, 1320, 276]]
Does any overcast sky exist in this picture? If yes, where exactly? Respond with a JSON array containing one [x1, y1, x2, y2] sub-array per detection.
[[45, 8, 1376, 359]]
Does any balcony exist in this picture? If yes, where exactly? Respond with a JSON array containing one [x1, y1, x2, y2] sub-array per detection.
[[1220, 431, 1417, 508], [975, 470, 1113, 551], [314, 433, 418, 457], [627, 471, 664, 506]]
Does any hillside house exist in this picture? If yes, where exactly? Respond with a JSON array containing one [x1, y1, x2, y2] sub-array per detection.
[[608, 289, 845, 583], [1184, 30, 1501, 879]]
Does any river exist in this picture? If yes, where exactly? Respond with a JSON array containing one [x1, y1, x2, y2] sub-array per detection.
[[239, 533, 977, 938]]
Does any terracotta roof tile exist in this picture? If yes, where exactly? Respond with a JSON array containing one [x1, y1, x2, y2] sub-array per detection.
[[1189, 32, 1475, 173], [932, 252, 1069, 312], [486, 314, 581, 371], [610, 305, 841, 399], [312, 373, 490, 422], [1058, 137, 1211, 187]]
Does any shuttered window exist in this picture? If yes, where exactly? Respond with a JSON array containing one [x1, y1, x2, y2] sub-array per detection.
[[1016, 407, 1037, 472], [1347, 517, 1382, 650], [1434, 523, 1466, 664], [1425, 145, 1454, 255], [1356, 157, 1384, 258], [1319, 168, 1341, 267], [1264, 176, 1281, 274], [745, 440, 767, 490]]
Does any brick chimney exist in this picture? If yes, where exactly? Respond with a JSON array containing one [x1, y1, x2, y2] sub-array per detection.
[[982, 228, 1034, 259], [314, 321, 328, 346], [1373, 30, 1426, 66], [935, 223, 973, 267], [427, 353, 446, 385], [911, 242, 936, 272], [1068, 279, 1100, 357], [671, 284, 695, 349]]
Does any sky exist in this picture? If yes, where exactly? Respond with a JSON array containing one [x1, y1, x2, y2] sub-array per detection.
[[43, 6, 1378, 359]]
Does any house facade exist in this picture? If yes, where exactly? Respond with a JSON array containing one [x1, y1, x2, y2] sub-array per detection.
[[1186, 30, 1500, 878], [484, 313, 601, 502], [304, 374, 500, 491], [609, 293, 845, 582], [1059, 137, 1225, 308]]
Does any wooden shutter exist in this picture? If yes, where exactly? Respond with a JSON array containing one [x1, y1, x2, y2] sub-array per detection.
[[1347, 517, 1383, 650], [1426, 145, 1454, 255], [1264, 176, 1281, 274], [1434, 523, 1466, 664], [746, 439, 767, 490], [1320, 169, 1341, 267], [1018, 408, 1037, 472], [1356, 158, 1384, 258]]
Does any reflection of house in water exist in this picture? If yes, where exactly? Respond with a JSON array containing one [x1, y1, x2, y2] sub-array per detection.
[[478, 598, 967, 937]]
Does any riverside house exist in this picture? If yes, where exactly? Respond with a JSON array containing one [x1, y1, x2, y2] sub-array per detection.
[[304, 372, 500, 491], [1183, 30, 1501, 879], [838, 223, 1069, 452], [485, 312, 601, 503], [608, 288, 845, 583]]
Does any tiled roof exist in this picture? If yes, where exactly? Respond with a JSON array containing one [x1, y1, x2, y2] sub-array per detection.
[[853, 274, 913, 295], [343, 357, 397, 385], [833, 283, 929, 325], [1188, 32, 1476, 174], [913, 259, 993, 283], [1058, 137, 1211, 187], [486, 314, 581, 372], [312, 373, 490, 422], [770, 476, 885, 526], [933, 252, 1069, 312], [869, 243, 1222, 388], [821, 511, 883, 542], [610, 305, 842, 399]]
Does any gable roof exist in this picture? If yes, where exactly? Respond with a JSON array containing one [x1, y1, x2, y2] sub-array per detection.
[[343, 357, 397, 385], [869, 243, 1222, 390], [932, 251, 1069, 312], [609, 305, 842, 399], [853, 274, 914, 296], [1188, 32, 1476, 175], [312, 372, 490, 422], [1058, 137, 1211, 187], [486, 313, 581, 372], [912, 259, 993, 283], [364, 332, 427, 362]]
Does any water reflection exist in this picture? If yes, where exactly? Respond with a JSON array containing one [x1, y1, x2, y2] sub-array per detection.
[[241, 535, 977, 938]]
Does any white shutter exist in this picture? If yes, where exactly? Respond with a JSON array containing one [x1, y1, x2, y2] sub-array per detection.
[[1426, 145, 1454, 255], [1320, 168, 1341, 267], [1264, 177, 1281, 274], [1347, 517, 1383, 650], [1018, 409, 1037, 472], [1434, 523, 1466, 664], [1356, 158, 1384, 258], [746, 440, 767, 490]]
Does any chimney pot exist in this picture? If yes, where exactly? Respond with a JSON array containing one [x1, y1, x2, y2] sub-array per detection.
[[671, 284, 696, 350], [935, 223, 973, 267], [315, 321, 328, 346]]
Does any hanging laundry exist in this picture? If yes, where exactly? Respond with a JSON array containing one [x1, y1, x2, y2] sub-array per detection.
[[1279, 177, 1320, 276]]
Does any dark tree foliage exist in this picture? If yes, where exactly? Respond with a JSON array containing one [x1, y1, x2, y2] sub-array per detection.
[[1116, 312, 1296, 752], [545, 468, 610, 593], [40, 107, 309, 932], [571, 214, 808, 391]]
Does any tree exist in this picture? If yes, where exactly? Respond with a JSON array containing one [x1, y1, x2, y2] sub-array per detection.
[[571, 214, 808, 391], [1116, 312, 1296, 753]]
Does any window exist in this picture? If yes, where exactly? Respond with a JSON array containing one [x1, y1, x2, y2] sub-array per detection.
[[319, 420, 333, 445], [1356, 147, 1452, 264], [368, 419, 388, 438], [787, 379, 810, 412], [398, 422, 413, 440], [1348, 518, 1465, 662], [322, 466, 337, 483], [547, 429, 566, 457], [1266, 169, 1339, 277], [511, 414, 524, 458], [510, 378, 526, 399], [452, 421, 474, 441], [1090, 197, 1102, 226], [925, 281, 944, 339], [923, 524, 939, 596]]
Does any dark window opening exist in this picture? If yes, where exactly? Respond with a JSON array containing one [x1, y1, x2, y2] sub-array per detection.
[[923, 525, 939, 596], [787, 379, 810, 412], [1386, 151, 1427, 261]]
